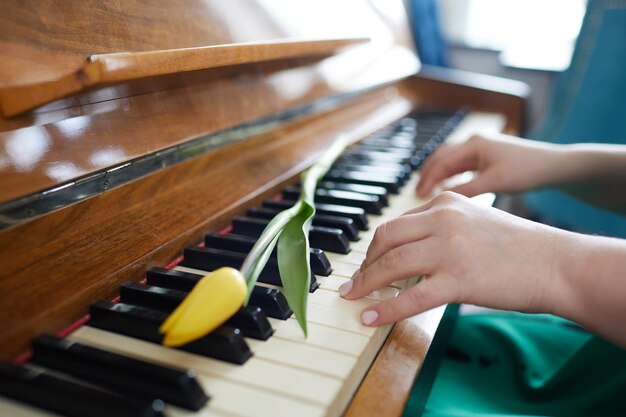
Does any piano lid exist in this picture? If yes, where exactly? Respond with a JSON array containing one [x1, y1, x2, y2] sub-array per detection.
[[0, 0, 419, 208]]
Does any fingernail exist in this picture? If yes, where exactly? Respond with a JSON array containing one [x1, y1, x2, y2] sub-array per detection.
[[338, 280, 353, 297], [361, 310, 378, 325]]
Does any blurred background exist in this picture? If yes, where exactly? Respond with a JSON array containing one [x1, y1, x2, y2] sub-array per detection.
[[409, 0, 587, 131]]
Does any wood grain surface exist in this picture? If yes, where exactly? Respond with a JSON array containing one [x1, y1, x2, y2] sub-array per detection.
[[0, 38, 367, 117]]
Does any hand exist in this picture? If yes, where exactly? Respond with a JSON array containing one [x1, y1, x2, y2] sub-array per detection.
[[416, 134, 565, 198], [339, 192, 572, 326]]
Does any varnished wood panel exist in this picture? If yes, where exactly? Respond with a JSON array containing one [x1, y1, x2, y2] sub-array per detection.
[[0, 38, 367, 117], [0, 0, 419, 204], [404, 65, 530, 134], [344, 306, 446, 417], [0, 86, 411, 361], [0, 0, 272, 87], [0, 0, 416, 89]]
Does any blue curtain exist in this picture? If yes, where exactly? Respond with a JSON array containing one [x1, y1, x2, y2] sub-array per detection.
[[408, 0, 449, 67]]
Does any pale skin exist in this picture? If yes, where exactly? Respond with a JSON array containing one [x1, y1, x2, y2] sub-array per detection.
[[339, 134, 626, 348]]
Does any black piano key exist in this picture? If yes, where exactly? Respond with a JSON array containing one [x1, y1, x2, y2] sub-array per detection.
[[231, 216, 351, 254], [146, 267, 200, 292], [222, 305, 273, 341], [316, 181, 389, 206], [88, 301, 252, 364], [340, 150, 410, 165], [119, 282, 273, 340], [305, 213, 363, 242], [181, 246, 319, 291], [398, 116, 419, 127], [331, 163, 411, 184], [356, 145, 416, 155], [263, 200, 368, 230], [145, 268, 293, 320], [120, 282, 185, 311], [246, 207, 359, 241], [352, 146, 423, 169], [248, 286, 293, 320], [323, 170, 400, 193], [282, 187, 383, 215], [348, 146, 414, 159], [204, 232, 258, 252], [0, 362, 165, 417], [30, 334, 208, 411], [360, 137, 416, 149], [342, 153, 421, 170], [203, 232, 333, 276]]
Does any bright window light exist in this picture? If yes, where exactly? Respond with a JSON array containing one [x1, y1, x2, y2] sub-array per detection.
[[439, 0, 586, 50]]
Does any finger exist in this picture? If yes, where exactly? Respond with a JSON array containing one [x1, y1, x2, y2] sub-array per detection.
[[359, 274, 458, 326], [417, 143, 480, 198], [417, 143, 456, 176], [402, 189, 463, 217], [400, 196, 437, 216], [418, 141, 464, 176], [361, 213, 432, 270], [415, 145, 458, 195], [445, 174, 493, 197], [343, 239, 438, 300]]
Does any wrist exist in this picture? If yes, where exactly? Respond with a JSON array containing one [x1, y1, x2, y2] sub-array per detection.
[[541, 227, 588, 319], [529, 143, 578, 188], [544, 230, 620, 325]]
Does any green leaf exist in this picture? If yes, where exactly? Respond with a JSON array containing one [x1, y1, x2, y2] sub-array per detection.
[[243, 233, 279, 303], [240, 206, 297, 298], [277, 200, 315, 336], [240, 134, 353, 335]]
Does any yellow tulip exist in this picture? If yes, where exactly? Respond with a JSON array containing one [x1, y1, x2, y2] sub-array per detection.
[[159, 267, 247, 347]]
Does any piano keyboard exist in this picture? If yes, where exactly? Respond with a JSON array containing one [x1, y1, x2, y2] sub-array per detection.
[[0, 110, 504, 417]]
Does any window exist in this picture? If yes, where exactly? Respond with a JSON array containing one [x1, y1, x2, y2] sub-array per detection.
[[438, 0, 586, 70], [438, 0, 586, 50]]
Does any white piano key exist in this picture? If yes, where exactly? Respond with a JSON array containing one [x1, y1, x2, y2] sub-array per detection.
[[245, 337, 356, 379], [69, 327, 343, 407], [326, 260, 357, 278], [350, 240, 370, 254], [325, 321, 394, 417], [0, 398, 61, 417], [324, 251, 365, 267], [169, 374, 326, 417], [267, 317, 369, 356], [319, 275, 399, 301], [308, 288, 379, 313], [304, 302, 376, 336]]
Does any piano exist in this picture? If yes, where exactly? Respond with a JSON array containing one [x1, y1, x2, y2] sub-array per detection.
[[0, 1, 528, 416]]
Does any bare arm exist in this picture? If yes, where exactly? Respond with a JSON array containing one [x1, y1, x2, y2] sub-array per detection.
[[339, 192, 626, 348], [553, 144, 626, 213], [416, 134, 626, 214]]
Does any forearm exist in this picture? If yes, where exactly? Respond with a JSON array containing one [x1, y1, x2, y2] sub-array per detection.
[[548, 144, 626, 213], [551, 231, 626, 348]]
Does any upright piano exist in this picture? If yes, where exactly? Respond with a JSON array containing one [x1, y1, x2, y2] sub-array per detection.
[[0, 1, 528, 416]]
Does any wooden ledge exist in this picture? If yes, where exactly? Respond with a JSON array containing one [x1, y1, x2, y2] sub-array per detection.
[[0, 37, 368, 117]]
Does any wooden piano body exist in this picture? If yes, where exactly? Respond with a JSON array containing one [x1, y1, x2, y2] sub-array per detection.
[[0, 1, 527, 416]]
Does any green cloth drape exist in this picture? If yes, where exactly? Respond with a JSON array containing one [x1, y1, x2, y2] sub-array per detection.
[[417, 312, 626, 417]]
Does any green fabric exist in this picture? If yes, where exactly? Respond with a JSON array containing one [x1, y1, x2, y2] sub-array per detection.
[[419, 312, 626, 417]]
